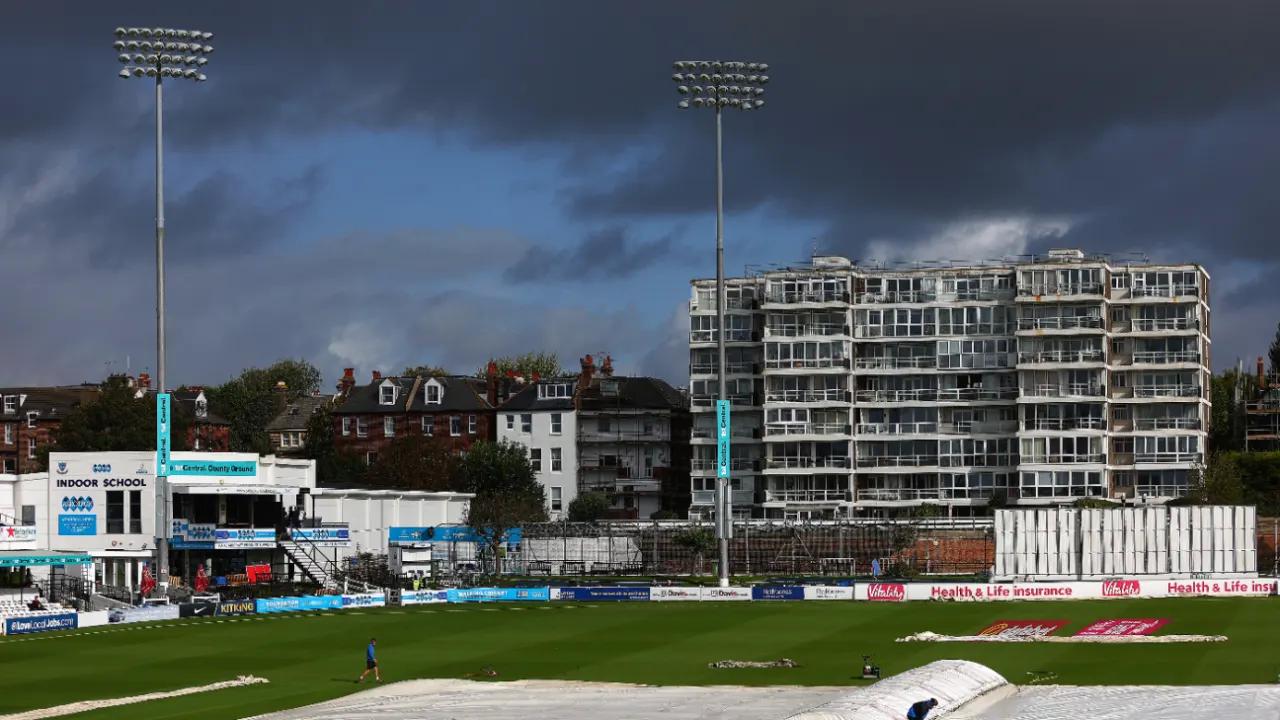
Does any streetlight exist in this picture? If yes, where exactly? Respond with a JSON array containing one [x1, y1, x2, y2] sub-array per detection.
[[673, 60, 768, 587], [113, 25, 213, 585]]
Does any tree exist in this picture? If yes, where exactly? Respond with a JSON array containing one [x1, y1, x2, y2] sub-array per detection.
[[477, 352, 565, 380], [301, 405, 365, 486], [402, 365, 450, 378], [672, 526, 716, 575], [456, 441, 548, 573], [1209, 370, 1248, 453], [567, 492, 611, 522], [206, 359, 322, 454], [1270, 321, 1280, 376], [47, 377, 192, 465], [364, 435, 459, 491], [1188, 454, 1245, 505]]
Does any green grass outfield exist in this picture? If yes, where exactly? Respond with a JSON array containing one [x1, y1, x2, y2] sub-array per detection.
[[0, 597, 1275, 720]]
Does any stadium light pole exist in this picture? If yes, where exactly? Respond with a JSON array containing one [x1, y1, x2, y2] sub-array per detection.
[[673, 60, 768, 587], [113, 26, 213, 586]]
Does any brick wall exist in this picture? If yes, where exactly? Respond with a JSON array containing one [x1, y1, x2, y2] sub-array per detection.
[[333, 411, 495, 464]]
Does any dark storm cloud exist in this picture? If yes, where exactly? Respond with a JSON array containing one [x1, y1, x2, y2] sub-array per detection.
[[503, 226, 688, 283], [3, 0, 1280, 383]]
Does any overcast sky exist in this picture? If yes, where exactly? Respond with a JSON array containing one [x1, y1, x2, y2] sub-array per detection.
[[3, 1, 1278, 389]]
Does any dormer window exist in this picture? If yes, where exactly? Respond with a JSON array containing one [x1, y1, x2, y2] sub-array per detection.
[[194, 395, 208, 419], [26, 412, 37, 429], [379, 380, 397, 406], [538, 383, 572, 400], [425, 381, 442, 405], [2, 396, 14, 414]]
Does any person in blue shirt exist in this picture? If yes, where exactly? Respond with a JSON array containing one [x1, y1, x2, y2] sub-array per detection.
[[906, 698, 938, 720], [357, 638, 381, 683]]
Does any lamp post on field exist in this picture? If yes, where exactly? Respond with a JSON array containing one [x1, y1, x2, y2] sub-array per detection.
[[113, 25, 213, 585], [672, 60, 768, 587]]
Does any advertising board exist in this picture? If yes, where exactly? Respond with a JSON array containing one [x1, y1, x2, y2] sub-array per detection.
[[446, 587, 550, 603], [555, 586, 650, 602], [341, 593, 387, 608], [803, 586, 854, 601], [402, 590, 449, 605], [255, 595, 344, 614], [289, 527, 351, 546], [4, 612, 77, 635], [178, 601, 219, 618], [109, 605, 180, 624], [48, 452, 155, 552], [0, 525, 38, 545], [751, 585, 805, 601], [701, 586, 752, 601], [217, 599, 257, 616], [650, 587, 703, 601], [389, 526, 523, 545], [214, 528, 277, 549]]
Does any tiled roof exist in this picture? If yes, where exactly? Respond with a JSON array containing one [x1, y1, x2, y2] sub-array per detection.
[[577, 376, 687, 412], [266, 395, 333, 431], [334, 376, 493, 415]]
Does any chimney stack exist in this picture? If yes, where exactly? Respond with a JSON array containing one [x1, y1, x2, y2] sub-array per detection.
[[137, 373, 151, 390], [601, 355, 614, 377], [337, 368, 356, 395], [579, 354, 596, 392], [372, 370, 382, 382]]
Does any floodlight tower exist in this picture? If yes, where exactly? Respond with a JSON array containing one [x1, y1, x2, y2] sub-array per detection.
[[672, 60, 768, 587], [113, 26, 213, 585]]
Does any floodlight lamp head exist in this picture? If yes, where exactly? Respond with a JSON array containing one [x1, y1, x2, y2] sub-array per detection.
[[113, 40, 125, 50], [145, 67, 157, 77], [202, 45, 214, 53], [758, 63, 769, 72], [196, 73, 207, 81], [677, 85, 690, 94], [747, 62, 759, 71], [114, 27, 127, 37], [754, 99, 764, 108], [118, 68, 131, 78], [117, 54, 130, 64], [671, 73, 682, 82], [677, 100, 690, 109], [201, 32, 213, 40], [759, 74, 769, 84], [177, 30, 189, 38], [692, 97, 706, 107]]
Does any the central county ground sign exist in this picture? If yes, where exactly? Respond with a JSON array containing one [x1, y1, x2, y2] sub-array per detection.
[[0, 551, 93, 568]]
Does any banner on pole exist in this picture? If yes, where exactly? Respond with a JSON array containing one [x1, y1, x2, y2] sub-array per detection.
[[715, 400, 731, 479], [156, 393, 171, 477]]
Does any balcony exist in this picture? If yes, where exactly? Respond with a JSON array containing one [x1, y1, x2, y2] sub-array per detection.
[[691, 296, 759, 313], [691, 427, 759, 441], [1134, 484, 1189, 498], [1131, 285, 1199, 299], [578, 428, 671, 443], [763, 489, 851, 504], [951, 288, 1016, 301], [690, 361, 759, 376], [857, 454, 939, 468], [690, 329, 758, 344], [1130, 350, 1201, 365], [1018, 282, 1104, 297], [856, 388, 936, 402], [691, 393, 757, 410], [1133, 417, 1201, 431], [764, 357, 852, 371], [854, 356, 936, 370], [765, 422, 852, 437], [579, 461, 633, 478], [856, 290, 936, 304], [856, 326, 937, 339], [1024, 383, 1104, 398], [764, 389, 850, 404], [765, 456, 852, 470], [764, 290, 850, 305], [1134, 452, 1203, 464], [939, 420, 1018, 434], [937, 387, 1019, 401], [1132, 385, 1201, 399], [856, 487, 943, 501], [691, 489, 755, 506], [1017, 316, 1104, 331], [691, 458, 758, 474], [1017, 349, 1104, 364], [856, 421, 939, 435], [765, 323, 850, 338], [1021, 453, 1105, 464], [1130, 317, 1199, 332], [1022, 417, 1105, 431]]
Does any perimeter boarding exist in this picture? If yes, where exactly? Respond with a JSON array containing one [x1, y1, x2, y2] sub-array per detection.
[[4, 577, 1274, 636]]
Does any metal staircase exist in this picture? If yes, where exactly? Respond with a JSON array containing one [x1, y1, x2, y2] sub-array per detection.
[[279, 538, 339, 589]]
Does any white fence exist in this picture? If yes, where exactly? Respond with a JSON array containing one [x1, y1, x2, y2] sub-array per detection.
[[994, 506, 1257, 580]]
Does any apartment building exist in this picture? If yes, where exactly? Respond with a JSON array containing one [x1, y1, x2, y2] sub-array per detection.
[[496, 378, 578, 520], [687, 249, 1211, 519]]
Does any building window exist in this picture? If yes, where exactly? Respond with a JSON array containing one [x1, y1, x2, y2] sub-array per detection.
[[426, 383, 441, 404], [643, 419, 654, 435], [598, 417, 611, 433], [530, 448, 542, 472], [2, 424, 11, 445], [384, 417, 396, 437], [551, 487, 563, 512], [450, 416, 462, 436], [106, 491, 124, 534], [521, 414, 532, 433], [2, 396, 14, 414], [342, 417, 351, 436], [539, 383, 572, 400], [27, 438, 36, 459], [129, 490, 142, 534], [468, 415, 477, 435], [550, 413, 562, 435], [20, 505, 35, 526], [356, 418, 368, 437], [422, 415, 434, 436], [365, 451, 378, 466], [551, 447, 562, 472], [26, 412, 37, 429], [506, 414, 514, 430], [1, 458, 13, 473], [380, 384, 396, 405]]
